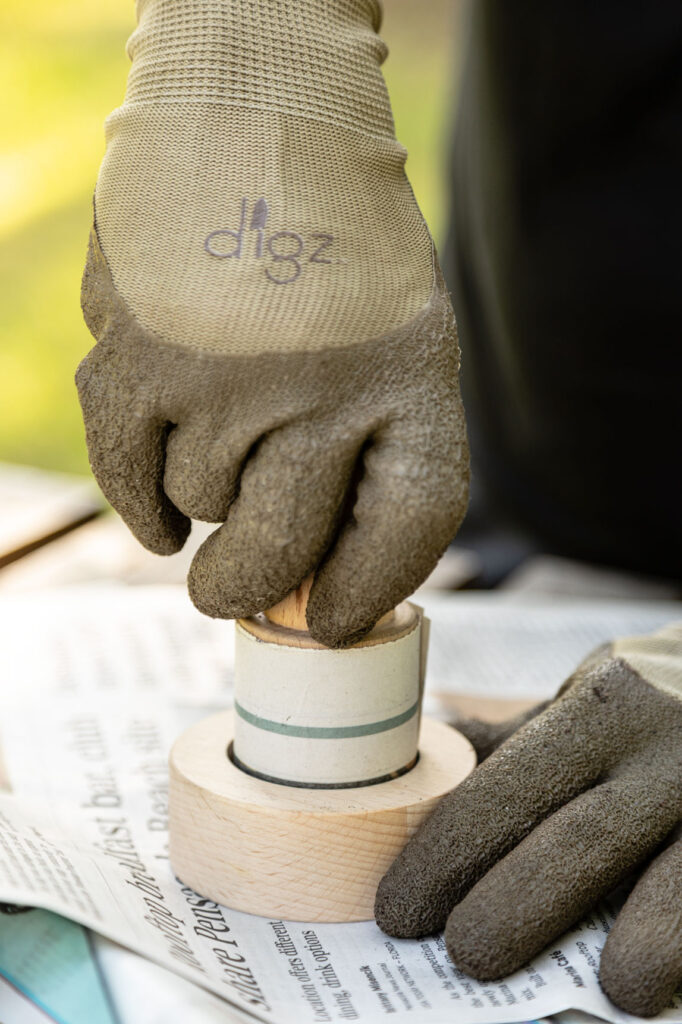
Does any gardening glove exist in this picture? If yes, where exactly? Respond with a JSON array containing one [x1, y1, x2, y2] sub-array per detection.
[[376, 623, 682, 1017], [76, 0, 469, 648], [449, 699, 553, 764]]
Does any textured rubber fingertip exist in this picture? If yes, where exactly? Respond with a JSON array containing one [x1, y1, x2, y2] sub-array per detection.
[[306, 598, 381, 649], [374, 879, 422, 939], [306, 572, 400, 649], [82, 427, 191, 558], [132, 509, 191, 556], [76, 351, 191, 558], [374, 852, 452, 940], [187, 540, 292, 622], [186, 553, 237, 621], [599, 861, 682, 1015], [444, 903, 512, 981], [600, 953, 676, 1019]]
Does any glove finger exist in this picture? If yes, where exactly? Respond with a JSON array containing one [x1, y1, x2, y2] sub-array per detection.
[[449, 646, 604, 763], [444, 768, 681, 981], [375, 682, 610, 938], [455, 644, 613, 762], [164, 420, 249, 523], [600, 832, 682, 1017], [452, 700, 551, 763], [76, 361, 190, 554], [307, 419, 468, 647], [187, 425, 360, 620]]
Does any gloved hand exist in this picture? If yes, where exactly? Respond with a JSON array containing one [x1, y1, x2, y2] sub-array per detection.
[[76, 0, 468, 648], [375, 623, 682, 1017]]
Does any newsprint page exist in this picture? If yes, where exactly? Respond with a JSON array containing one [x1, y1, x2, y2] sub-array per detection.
[[0, 586, 680, 1024]]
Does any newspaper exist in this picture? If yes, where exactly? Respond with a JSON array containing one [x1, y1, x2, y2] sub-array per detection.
[[0, 585, 681, 1024]]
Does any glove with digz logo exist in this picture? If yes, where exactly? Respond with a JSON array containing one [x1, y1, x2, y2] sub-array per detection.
[[77, 0, 469, 647]]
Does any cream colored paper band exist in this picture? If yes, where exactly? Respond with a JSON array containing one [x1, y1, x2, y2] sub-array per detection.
[[233, 611, 424, 787]]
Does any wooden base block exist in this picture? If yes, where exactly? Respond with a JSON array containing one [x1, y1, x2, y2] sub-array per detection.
[[169, 711, 475, 922]]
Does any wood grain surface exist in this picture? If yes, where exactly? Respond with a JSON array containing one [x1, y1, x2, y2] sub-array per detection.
[[169, 711, 476, 922]]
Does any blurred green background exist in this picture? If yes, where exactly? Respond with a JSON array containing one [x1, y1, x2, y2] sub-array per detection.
[[0, 0, 461, 475]]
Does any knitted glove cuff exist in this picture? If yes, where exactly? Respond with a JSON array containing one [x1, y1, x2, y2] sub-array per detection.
[[123, 0, 393, 139], [613, 622, 682, 700]]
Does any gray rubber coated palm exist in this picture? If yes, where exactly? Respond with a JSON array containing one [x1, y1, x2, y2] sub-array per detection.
[[77, 229, 468, 647], [375, 652, 682, 1017]]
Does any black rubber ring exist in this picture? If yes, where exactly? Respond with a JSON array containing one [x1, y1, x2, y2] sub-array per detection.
[[227, 742, 419, 790]]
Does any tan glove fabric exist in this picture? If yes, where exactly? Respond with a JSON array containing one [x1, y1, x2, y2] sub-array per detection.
[[77, 0, 469, 646], [375, 623, 682, 1017]]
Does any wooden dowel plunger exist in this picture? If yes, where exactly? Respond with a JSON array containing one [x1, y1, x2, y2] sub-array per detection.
[[264, 575, 313, 629], [264, 576, 391, 630], [168, 579, 476, 921]]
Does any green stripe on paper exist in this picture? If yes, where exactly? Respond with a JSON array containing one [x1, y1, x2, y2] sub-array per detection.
[[234, 700, 419, 739]]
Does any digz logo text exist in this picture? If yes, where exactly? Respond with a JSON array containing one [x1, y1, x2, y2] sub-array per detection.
[[204, 198, 336, 285]]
